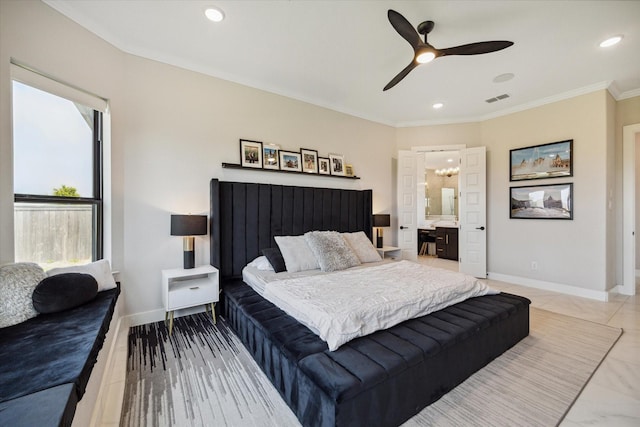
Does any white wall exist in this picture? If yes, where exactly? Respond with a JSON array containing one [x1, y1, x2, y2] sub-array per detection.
[[2, 1, 636, 317], [397, 91, 614, 295], [483, 91, 611, 293], [0, 1, 395, 318]]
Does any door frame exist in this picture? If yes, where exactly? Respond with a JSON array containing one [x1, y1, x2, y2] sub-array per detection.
[[411, 144, 466, 261], [622, 123, 640, 295]]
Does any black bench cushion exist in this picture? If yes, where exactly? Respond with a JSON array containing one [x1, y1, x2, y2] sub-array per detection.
[[0, 287, 119, 403]]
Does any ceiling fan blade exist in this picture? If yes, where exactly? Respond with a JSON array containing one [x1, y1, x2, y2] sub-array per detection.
[[383, 61, 419, 91], [439, 40, 514, 56], [387, 9, 421, 49]]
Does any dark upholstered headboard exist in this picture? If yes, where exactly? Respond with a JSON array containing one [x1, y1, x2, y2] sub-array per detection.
[[210, 179, 372, 280]]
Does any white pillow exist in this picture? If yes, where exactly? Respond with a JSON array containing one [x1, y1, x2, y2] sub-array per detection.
[[274, 235, 320, 273], [342, 231, 382, 263], [0, 263, 45, 328], [247, 256, 274, 271], [47, 259, 117, 292], [304, 231, 361, 272]]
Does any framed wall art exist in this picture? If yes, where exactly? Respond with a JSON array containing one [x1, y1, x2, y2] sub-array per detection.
[[510, 183, 573, 220], [263, 143, 280, 170], [345, 164, 354, 177], [329, 153, 345, 176], [318, 157, 330, 175], [510, 139, 573, 181], [240, 139, 263, 168], [301, 148, 318, 174], [279, 150, 302, 172]]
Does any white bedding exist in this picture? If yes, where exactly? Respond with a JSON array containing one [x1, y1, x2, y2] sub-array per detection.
[[255, 260, 497, 351]]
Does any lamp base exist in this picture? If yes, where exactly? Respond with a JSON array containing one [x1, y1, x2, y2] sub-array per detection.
[[182, 236, 195, 269], [376, 229, 383, 248], [183, 250, 195, 269]]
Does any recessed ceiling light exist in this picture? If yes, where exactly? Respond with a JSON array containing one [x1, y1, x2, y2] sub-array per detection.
[[204, 7, 225, 22], [600, 35, 623, 48], [493, 73, 514, 83], [433, 103, 443, 109]]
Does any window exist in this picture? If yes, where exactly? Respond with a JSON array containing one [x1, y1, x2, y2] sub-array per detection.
[[12, 80, 103, 269]]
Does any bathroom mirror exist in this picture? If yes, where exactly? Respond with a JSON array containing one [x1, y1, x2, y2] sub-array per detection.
[[424, 152, 459, 220]]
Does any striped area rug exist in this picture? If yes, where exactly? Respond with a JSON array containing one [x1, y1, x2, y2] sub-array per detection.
[[121, 308, 621, 427]]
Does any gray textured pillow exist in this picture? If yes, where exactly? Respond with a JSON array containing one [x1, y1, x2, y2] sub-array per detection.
[[304, 231, 361, 272], [274, 235, 320, 273], [342, 231, 382, 263], [0, 263, 46, 328]]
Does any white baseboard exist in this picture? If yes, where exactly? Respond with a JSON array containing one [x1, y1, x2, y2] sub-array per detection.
[[488, 272, 610, 302]]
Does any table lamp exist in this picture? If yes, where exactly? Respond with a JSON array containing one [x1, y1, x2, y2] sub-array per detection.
[[171, 214, 207, 269], [372, 214, 391, 248]]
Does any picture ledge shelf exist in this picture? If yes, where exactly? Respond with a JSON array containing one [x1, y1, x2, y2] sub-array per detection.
[[221, 163, 361, 179]]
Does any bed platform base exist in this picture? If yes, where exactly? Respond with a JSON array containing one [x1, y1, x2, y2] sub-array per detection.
[[222, 279, 530, 427]]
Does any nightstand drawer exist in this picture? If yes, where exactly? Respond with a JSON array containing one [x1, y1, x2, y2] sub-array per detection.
[[167, 277, 216, 310]]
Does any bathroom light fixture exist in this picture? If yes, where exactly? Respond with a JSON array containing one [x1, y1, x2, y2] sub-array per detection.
[[600, 35, 622, 48], [204, 6, 225, 22], [436, 167, 459, 177]]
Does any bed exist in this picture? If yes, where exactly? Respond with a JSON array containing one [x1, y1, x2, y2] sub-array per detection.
[[210, 179, 530, 427]]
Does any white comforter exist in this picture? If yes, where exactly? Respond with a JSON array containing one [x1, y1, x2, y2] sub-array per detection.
[[263, 260, 497, 351]]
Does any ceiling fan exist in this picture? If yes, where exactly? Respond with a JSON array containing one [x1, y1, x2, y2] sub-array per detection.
[[384, 9, 514, 91]]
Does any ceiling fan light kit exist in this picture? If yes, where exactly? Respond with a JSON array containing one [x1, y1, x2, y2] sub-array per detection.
[[384, 9, 514, 91], [599, 35, 623, 48]]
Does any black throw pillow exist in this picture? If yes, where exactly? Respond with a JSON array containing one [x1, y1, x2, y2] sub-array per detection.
[[32, 273, 98, 314], [262, 247, 287, 273]]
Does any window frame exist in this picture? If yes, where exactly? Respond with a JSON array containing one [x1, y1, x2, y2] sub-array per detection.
[[14, 110, 104, 261]]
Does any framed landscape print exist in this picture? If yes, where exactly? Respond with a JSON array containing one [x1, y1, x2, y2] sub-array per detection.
[[329, 153, 345, 176], [510, 183, 573, 219], [318, 157, 330, 175], [510, 139, 573, 181], [240, 139, 263, 168], [279, 150, 302, 172], [263, 144, 280, 170], [301, 148, 318, 173]]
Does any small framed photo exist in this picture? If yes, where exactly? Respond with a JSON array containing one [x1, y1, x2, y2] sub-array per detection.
[[301, 148, 319, 173], [345, 164, 354, 177], [240, 139, 263, 168], [329, 153, 345, 176], [279, 150, 302, 172], [263, 144, 280, 170], [318, 157, 330, 175], [510, 183, 573, 220]]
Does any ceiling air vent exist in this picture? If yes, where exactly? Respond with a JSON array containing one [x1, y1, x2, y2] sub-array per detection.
[[485, 93, 510, 103]]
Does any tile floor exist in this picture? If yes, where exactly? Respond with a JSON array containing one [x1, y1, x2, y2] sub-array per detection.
[[418, 256, 640, 427], [101, 258, 640, 426]]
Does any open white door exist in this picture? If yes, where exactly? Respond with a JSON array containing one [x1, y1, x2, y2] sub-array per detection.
[[622, 124, 639, 295], [459, 147, 487, 278], [397, 150, 419, 261]]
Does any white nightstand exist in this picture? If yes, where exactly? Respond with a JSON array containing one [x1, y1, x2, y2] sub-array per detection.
[[162, 265, 219, 334], [377, 246, 402, 260]]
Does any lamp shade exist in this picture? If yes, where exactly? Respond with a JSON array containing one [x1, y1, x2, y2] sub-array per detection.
[[170, 215, 207, 236], [372, 214, 391, 228]]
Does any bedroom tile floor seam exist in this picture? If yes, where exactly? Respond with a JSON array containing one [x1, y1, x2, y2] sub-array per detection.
[[100, 258, 640, 427]]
